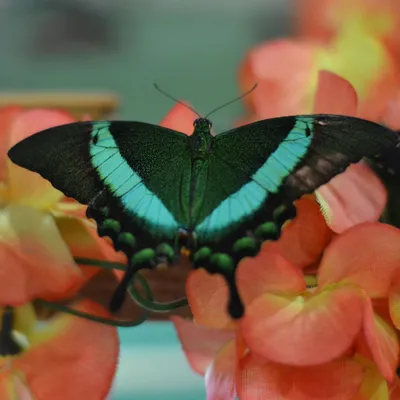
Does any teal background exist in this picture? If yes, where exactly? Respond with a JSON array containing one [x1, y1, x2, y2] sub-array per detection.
[[0, 1, 290, 398]]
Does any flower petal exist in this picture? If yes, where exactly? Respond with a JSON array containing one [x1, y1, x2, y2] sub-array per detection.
[[361, 300, 398, 382], [205, 340, 237, 400], [278, 197, 332, 268], [0, 106, 23, 181], [316, 162, 387, 233], [0, 205, 84, 304], [7, 109, 76, 209], [171, 316, 235, 375], [55, 215, 125, 280], [0, 374, 34, 400], [388, 278, 400, 330], [313, 70, 358, 115], [238, 353, 364, 400], [13, 300, 119, 400], [238, 39, 318, 117], [241, 284, 364, 365], [237, 242, 305, 305], [186, 269, 235, 329], [318, 223, 400, 297], [160, 103, 198, 136], [383, 91, 400, 130]]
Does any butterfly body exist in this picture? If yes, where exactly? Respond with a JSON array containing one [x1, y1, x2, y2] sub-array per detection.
[[8, 113, 397, 318]]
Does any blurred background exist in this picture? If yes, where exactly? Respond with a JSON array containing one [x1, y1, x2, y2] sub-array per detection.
[[0, 0, 292, 399]]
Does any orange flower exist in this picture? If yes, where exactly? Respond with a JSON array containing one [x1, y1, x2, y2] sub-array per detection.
[[296, 0, 400, 70], [0, 300, 118, 400], [0, 107, 120, 399], [0, 107, 123, 304]]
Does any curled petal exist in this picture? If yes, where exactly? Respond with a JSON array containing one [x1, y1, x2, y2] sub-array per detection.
[[318, 223, 400, 297], [278, 197, 332, 268], [241, 285, 364, 365], [160, 103, 198, 136], [313, 70, 358, 115], [316, 162, 387, 233], [238, 353, 364, 400], [238, 39, 318, 117], [186, 269, 235, 329], [171, 316, 235, 375], [205, 340, 237, 400], [388, 278, 400, 330], [0, 205, 84, 304], [361, 300, 399, 382], [237, 242, 305, 305], [13, 300, 119, 400]]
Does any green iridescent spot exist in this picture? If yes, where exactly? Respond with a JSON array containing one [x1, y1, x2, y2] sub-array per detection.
[[233, 237, 257, 253], [132, 248, 156, 265], [118, 232, 136, 249], [210, 253, 233, 273], [193, 247, 212, 263], [255, 222, 278, 239], [102, 219, 121, 232], [156, 243, 175, 260]]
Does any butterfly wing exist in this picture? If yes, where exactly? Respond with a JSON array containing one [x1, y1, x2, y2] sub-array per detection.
[[8, 121, 192, 258], [193, 114, 396, 253]]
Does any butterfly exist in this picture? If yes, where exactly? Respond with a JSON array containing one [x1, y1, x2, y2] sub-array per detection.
[[7, 114, 397, 318]]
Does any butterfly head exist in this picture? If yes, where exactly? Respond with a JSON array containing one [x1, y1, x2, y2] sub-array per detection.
[[193, 118, 212, 131]]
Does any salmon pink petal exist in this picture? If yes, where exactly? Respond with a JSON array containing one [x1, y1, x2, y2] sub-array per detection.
[[238, 353, 364, 400], [313, 71, 358, 115], [7, 109, 76, 208], [186, 269, 235, 329], [278, 197, 332, 268], [13, 300, 119, 400], [383, 91, 400, 130], [316, 162, 387, 233], [205, 340, 237, 400], [0, 374, 34, 400], [362, 300, 398, 382], [237, 242, 305, 305], [241, 285, 364, 365], [0, 205, 84, 304], [238, 39, 318, 117], [55, 215, 125, 280], [318, 223, 400, 297], [160, 103, 198, 136], [388, 279, 400, 330], [171, 316, 235, 375], [0, 106, 23, 181]]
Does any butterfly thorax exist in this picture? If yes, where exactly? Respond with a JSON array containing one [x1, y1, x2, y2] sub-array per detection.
[[189, 119, 213, 160]]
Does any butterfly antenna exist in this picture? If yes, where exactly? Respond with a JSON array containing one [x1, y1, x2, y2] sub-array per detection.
[[204, 83, 258, 119], [153, 83, 202, 118]]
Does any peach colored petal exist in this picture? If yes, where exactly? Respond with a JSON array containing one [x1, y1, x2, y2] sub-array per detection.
[[0, 205, 84, 304], [238, 39, 318, 118], [241, 284, 364, 365], [13, 300, 119, 400], [237, 242, 305, 305], [313, 70, 358, 115], [0, 374, 34, 400], [6, 109, 76, 208], [171, 316, 235, 375], [0, 106, 23, 181], [55, 215, 125, 280], [316, 162, 387, 233], [362, 300, 399, 382], [159, 103, 198, 136], [383, 91, 400, 130], [186, 269, 235, 330], [278, 197, 332, 268], [388, 279, 400, 330], [318, 223, 400, 296], [238, 353, 365, 400], [205, 340, 237, 400]]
